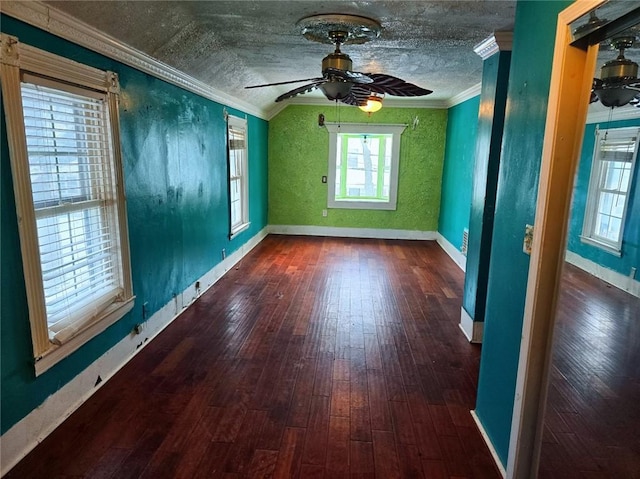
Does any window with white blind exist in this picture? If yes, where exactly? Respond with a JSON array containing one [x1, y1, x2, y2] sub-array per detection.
[[581, 126, 639, 255], [326, 123, 406, 210], [227, 115, 249, 236], [1, 34, 134, 374]]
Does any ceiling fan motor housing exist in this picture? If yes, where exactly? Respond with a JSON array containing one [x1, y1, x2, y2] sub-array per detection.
[[322, 51, 353, 73], [601, 57, 638, 84]]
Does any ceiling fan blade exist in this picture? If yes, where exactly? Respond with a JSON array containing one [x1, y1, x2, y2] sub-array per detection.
[[625, 80, 640, 92], [341, 85, 374, 106], [324, 67, 373, 84], [245, 77, 323, 89], [366, 73, 432, 97], [275, 80, 327, 102]]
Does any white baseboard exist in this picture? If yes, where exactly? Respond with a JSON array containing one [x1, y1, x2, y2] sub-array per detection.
[[436, 233, 466, 272], [565, 250, 640, 298], [471, 410, 507, 478], [268, 224, 437, 240], [0, 227, 268, 477], [459, 307, 484, 343]]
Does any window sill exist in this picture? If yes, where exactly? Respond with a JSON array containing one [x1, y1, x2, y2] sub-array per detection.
[[34, 296, 135, 376], [579, 235, 622, 257], [328, 200, 397, 211], [230, 222, 251, 239]]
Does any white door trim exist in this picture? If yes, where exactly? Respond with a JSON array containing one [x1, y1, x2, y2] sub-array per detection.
[[507, 1, 604, 477]]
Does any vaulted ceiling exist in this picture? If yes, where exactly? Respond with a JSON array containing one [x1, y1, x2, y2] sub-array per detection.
[[40, 0, 517, 115]]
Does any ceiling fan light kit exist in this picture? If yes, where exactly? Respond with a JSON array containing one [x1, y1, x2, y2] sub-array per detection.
[[359, 93, 384, 113], [244, 14, 432, 111]]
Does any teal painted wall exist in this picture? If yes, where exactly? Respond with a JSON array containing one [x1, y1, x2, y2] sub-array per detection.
[[462, 51, 512, 323], [0, 16, 268, 434], [269, 105, 447, 231], [567, 118, 640, 276], [439, 95, 480, 249], [474, 0, 571, 467]]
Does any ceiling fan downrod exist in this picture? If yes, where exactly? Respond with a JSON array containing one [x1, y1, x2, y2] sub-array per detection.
[[322, 31, 353, 73]]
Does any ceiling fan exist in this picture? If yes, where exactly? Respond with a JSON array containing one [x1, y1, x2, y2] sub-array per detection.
[[590, 36, 640, 108], [245, 14, 432, 107]]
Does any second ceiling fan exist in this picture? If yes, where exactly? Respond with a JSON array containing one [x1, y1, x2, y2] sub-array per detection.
[[245, 14, 432, 106]]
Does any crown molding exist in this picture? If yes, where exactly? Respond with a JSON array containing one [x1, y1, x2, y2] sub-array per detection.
[[0, 1, 269, 120], [474, 31, 513, 60], [446, 83, 482, 108]]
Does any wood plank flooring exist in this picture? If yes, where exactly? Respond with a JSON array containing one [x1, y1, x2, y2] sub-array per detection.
[[7, 236, 498, 478], [539, 263, 640, 479], [7, 236, 638, 477]]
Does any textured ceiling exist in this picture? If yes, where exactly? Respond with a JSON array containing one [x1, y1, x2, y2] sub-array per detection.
[[44, 1, 517, 114]]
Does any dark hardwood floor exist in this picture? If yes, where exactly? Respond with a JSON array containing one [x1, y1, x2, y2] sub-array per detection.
[[7, 236, 498, 478], [6, 236, 638, 478], [540, 263, 640, 479]]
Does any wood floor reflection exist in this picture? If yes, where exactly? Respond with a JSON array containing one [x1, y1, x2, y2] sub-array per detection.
[[540, 263, 640, 479]]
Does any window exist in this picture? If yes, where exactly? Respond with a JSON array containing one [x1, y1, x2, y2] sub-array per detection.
[[326, 123, 406, 210], [227, 115, 249, 236], [1, 34, 133, 374], [581, 126, 639, 255]]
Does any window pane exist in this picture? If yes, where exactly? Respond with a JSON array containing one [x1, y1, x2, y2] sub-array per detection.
[[227, 117, 248, 233], [336, 134, 391, 201], [620, 165, 632, 193], [598, 192, 613, 216], [21, 81, 120, 328], [603, 163, 622, 190]]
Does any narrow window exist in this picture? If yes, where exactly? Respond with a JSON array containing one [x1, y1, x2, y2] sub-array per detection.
[[326, 123, 406, 210], [581, 126, 639, 255], [1, 34, 134, 374], [227, 115, 249, 236]]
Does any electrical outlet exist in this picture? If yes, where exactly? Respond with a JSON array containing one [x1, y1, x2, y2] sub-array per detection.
[[322, 209, 327, 217], [221, 248, 226, 260], [142, 301, 149, 319], [322, 175, 327, 183], [631, 267, 637, 279]]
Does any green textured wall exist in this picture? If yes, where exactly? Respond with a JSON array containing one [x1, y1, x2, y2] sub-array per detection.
[[0, 15, 268, 434], [269, 105, 447, 231], [439, 96, 480, 249], [474, 0, 571, 467]]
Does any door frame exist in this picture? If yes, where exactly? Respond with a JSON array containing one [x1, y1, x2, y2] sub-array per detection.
[[506, 1, 603, 477]]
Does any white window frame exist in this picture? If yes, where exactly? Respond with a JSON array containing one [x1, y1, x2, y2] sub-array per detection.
[[580, 126, 639, 256], [326, 123, 406, 210], [1, 34, 134, 375], [227, 114, 249, 237]]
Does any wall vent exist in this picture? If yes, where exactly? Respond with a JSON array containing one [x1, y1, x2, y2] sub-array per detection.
[[461, 228, 469, 256]]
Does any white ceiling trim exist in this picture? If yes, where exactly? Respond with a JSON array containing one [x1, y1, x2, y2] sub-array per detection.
[[474, 31, 513, 60], [446, 83, 482, 108], [586, 104, 640, 123], [0, 0, 269, 120]]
